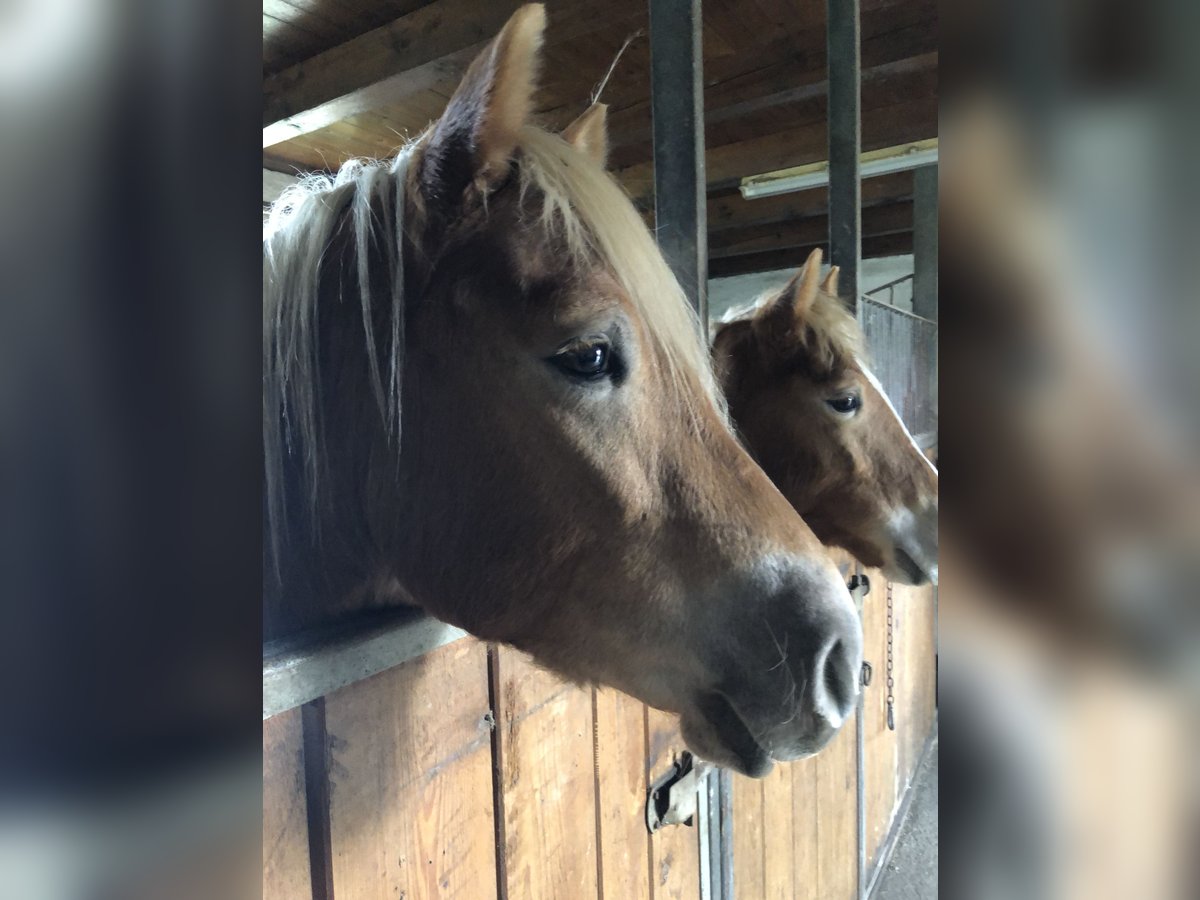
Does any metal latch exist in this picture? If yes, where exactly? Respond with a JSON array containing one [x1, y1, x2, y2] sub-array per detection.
[[861, 660, 873, 686], [646, 752, 709, 832]]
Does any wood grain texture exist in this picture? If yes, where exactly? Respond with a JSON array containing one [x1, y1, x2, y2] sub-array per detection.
[[323, 639, 498, 900], [594, 687, 652, 900], [263, 707, 313, 900], [761, 759, 795, 900], [814, 712, 859, 900], [731, 772, 764, 900], [494, 647, 599, 900], [862, 569, 899, 871], [645, 707, 701, 900], [790, 756, 821, 900]]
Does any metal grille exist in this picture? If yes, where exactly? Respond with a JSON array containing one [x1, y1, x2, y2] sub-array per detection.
[[858, 292, 938, 442]]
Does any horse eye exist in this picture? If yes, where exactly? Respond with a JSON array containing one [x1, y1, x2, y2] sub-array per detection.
[[554, 341, 612, 379], [826, 394, 862, 415]]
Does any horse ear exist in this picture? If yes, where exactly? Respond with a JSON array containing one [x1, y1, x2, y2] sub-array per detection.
[[821, 264, 840, 296], [421, 4, 546, 203], [753, 249, 822, 348], [562, 103, 609, 167]]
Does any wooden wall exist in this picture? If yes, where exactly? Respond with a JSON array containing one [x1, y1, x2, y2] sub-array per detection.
[[728, 553, 937, 900], [263, 574, 936, 900]]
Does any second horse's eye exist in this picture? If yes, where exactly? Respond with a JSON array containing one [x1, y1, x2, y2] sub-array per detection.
[[826, 393, 862, 416], [554, 341, 612, 379]]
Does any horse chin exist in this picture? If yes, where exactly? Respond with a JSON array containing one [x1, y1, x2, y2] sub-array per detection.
[[886, 546, 936, 586], [680, 693, 774, 778]]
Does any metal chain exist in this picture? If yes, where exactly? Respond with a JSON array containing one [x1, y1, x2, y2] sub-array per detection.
[[885, 581, 895, 731]]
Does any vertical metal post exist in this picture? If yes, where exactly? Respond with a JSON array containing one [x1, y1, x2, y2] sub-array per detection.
[[829, 3, 864, 888], [649, 0, 708, 333], [719, 768, 734, 898], [852, 566, 867, 900], [827, 0, 862, 313], [912, 165, 938, 321]]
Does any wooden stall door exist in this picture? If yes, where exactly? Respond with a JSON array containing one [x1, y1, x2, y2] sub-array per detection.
[[323, 639, 498, 900], [862, 574, 938, 875]]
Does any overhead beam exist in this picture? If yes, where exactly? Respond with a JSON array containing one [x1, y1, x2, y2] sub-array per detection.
[[262, 0, 524, 148], [708, 202, 912, 259], [536, 0, 936, 138], [262, 0, 647, 149], [605, 51, 936, 160], [649, 0, 708, 326], [615, 97, 936, 200], [263, 169, 299, 205], [708, 232, 913, 278], [707, 171, 914, 235]]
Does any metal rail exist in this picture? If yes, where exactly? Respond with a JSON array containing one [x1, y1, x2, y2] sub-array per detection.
[[650, 0, 708, 328], [263, 608, 466, 719]]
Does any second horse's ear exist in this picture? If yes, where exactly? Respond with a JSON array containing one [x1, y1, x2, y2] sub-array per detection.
[[821, 264, 840, 296], [753, 248, 823, 345], [420, 4, 546, 207], [562, 103, 609, 167]]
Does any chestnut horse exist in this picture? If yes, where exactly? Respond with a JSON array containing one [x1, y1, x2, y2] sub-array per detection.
[[263, 5, 860, 775], [713, 250, 939, 585]]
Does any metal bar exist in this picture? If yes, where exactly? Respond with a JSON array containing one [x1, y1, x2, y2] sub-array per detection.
[[698, 771, 712, 900], [850, 564, 869, 900], [829, 0, 865, 882], [826, 0, 863, 313], [718, 768, 734, 899], [649, 0, 708, 331], [263, 608, 467, 719], [860, 293, 938, 326], [912, 164, 938, 321], [705, 769, 724, 900]]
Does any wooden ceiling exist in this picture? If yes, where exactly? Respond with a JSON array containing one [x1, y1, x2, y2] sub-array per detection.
[[263, 0, 937, 275]]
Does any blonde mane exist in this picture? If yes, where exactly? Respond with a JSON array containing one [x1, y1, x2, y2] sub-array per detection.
[[263, 125, 720, 564], [721, 279, 866, 377], [516, 126, 719, 406]]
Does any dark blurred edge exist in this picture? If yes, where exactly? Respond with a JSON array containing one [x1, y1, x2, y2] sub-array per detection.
[[0, 0, 263, 798]]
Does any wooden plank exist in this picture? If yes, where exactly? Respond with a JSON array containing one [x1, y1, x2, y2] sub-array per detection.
[[263, 0, 644, 146], [861, 569, 899, 872], [708, 232, 915, 278], [709, 202, 913, 259], [263, 0, 523, 144], [543, 2, 936, 146], [731, 773, 764, 900], [263, 707, 312, 900], [761, 760, 795, 900], [790, 757, 821, 900], [494, 647, 599, 900], [815, 713, 859, 900], [707, 172, 914, 234], [646, 707, 702, 899], [594, 688, 652, 900], [616, 98, 938, 199], [324, 639, 498, 900]]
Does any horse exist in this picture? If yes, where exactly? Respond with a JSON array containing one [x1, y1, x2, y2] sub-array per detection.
[[711, 250, 939, 585], [263, 4, 861, 776]]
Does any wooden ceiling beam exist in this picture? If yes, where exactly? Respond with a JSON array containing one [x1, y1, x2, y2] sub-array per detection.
[[706, 171, 913, 234], [708, 201, 912, 259], [263, 0, 523, 147], [616, 96, 937, 200], [263, 0, 642, 148], [709, 232, 913, 278]]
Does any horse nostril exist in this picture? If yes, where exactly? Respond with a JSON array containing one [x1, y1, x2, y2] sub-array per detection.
[[815, 633, 859, 725]]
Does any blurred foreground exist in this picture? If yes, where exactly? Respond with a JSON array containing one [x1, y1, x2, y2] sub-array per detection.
[[0, 0, 1195, 897], [941, 0, 1199, 897]]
